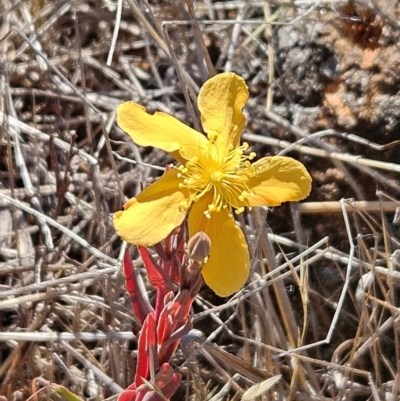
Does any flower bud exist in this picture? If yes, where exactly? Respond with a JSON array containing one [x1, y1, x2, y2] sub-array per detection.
[[187, 232, 211, 263]]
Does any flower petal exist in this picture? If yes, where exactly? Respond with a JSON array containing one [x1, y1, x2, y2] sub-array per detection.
[[198, 73, 249, 153], [247, 156, 312, 206], [114, 170, 190, 246], [188, 192, 249, 297], [117, 102, 208, 163]]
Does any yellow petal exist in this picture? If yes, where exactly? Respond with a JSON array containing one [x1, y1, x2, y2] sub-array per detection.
[[188, 192, 249, 297], [135, 168, 188, 202], [114, 170, 190, 246], [117, 102, 208, 163], [198, 73, 249, 153], [247, 156, 312, 207]]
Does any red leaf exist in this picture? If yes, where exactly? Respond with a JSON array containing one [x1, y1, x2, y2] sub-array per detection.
[[117, 390, 137, 401], [138, 246, 175, 292], [154, 363, 173, 387], [155, 365, 181, 399], [124, 249, 153, 324], [162, 317, 192, 348], [167, 290, 189, 322], [136, 365, 181, 401], [161, 373, 181, 399], [156, 292, 175, 345], [168, 257, 181, 286], [158, 318, 192, 364], [135, 313, 158, 387]]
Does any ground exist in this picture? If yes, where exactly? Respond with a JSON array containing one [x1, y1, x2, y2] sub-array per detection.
[[1, 0, 400, 400]]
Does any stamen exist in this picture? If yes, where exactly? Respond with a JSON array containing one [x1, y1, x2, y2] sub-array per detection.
[[179, 199, 191, 211], [208, 204, 218, 213], [204, 210, 211, 219], [175, 140, 259, 215], [238, 191, 249, 202]]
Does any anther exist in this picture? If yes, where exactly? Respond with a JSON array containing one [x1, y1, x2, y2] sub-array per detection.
[[204, 210, 211, 219], [238, 191, 248, 202]]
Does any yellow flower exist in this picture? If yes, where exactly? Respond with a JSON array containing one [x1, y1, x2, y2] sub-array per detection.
[[114, 72, 312, 297]]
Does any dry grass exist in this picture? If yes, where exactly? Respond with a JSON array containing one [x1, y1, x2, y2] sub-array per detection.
[[1, 0, 400, 400]]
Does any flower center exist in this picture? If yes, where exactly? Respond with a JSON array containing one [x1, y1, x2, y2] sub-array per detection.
[[177, 142, 257, 218], [210, 171, 224, 182]]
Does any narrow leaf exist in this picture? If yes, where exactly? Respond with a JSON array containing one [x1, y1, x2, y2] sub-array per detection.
[[138, 246, 175, 291], [124, 249, 153, 324], [242, 375, 282, 400], [54, 385, 85, 401], [135, 313, 158, 387]]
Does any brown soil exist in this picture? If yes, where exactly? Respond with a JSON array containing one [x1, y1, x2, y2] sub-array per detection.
[[1, 1, 400, 400]]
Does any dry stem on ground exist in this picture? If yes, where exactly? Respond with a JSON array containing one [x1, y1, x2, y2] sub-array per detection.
[[1, 0, 400, 400]]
